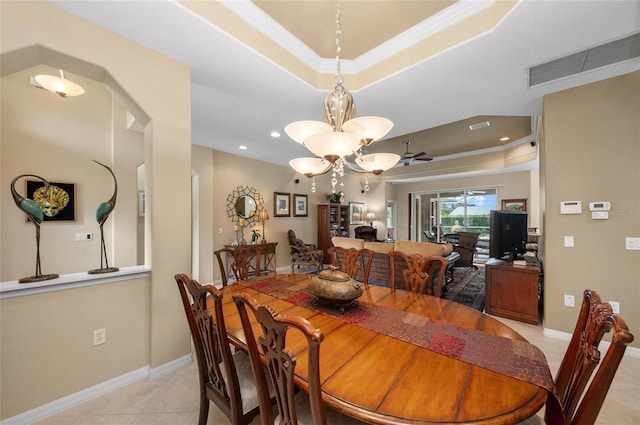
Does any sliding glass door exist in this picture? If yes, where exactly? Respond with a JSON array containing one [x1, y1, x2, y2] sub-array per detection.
[[414, 188, 496, 242]]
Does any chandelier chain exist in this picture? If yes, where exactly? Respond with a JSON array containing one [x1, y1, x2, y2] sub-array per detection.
[[335, 0, 342, 79]]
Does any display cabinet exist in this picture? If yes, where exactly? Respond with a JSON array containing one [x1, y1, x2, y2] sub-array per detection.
[[317, 203, 349, 263]]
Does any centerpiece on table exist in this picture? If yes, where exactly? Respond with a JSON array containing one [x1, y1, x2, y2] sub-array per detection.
[[307, 266, 363, 313]]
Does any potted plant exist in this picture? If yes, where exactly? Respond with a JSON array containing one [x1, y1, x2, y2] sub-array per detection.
[[325, 192, 344, 204], [251, 229, 260, 244]]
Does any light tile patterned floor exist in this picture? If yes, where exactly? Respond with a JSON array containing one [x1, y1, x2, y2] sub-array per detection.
[[35, 316, 639, 425]]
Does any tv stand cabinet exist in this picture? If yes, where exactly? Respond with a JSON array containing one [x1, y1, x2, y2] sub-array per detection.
[[485, 258, 541, 324]]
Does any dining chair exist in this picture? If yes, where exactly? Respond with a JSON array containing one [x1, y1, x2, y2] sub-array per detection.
[[389, 251, 431, 294], [546, 289, 634, 425], [327, 246, 374, 285], [423, 256, 450, 297], [232, 292, 367, 425], [174, 273, 262, 425], [214, 246, 261, 286]]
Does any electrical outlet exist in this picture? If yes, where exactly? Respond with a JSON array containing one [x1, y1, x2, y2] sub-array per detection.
[[564, 294, 575, 307], [93, 328, 106, 346], [609, 301, 620, 314], [76, 232, 93, 241]]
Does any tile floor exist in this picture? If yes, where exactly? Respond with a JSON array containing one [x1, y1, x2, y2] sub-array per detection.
[[35, 316, 639, 425]]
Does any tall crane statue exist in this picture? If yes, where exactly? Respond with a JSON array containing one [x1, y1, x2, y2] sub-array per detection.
[[10, 174, 59, 283], [88, 160, 119, 274]]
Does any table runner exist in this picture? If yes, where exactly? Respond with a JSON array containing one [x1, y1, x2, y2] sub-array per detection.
[[241, 278, 565, 424]]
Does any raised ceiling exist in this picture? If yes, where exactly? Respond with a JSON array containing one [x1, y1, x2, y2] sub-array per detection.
[[46, 0, 640, 181]]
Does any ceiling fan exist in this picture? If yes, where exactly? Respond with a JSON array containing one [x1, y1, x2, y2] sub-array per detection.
[[402, 141, 433, 166]]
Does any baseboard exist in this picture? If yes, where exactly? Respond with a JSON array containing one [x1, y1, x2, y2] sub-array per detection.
[[148, 353, 193, 380], [544, 328, 640, 359], [2, 354, 192, 425]]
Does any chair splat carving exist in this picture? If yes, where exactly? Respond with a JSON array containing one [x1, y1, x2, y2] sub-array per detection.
[[548, 289, 634, 425]]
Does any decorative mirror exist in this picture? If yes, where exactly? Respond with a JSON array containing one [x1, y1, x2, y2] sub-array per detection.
[[226, 186, 264, 227]]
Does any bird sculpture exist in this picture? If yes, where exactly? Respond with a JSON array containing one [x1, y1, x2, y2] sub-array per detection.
[[10, 174, 59, 283], [88, 160, 119, 274]]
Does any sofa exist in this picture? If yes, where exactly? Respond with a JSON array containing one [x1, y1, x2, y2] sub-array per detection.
[[331, 237, 460, 296]]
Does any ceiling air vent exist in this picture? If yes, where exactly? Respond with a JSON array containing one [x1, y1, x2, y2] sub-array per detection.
[[529, 32, 640, 87]]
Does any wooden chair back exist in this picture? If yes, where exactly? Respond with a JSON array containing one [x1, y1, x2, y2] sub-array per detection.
[[327, 246, 374, 285], [174, 273, 260, 425], [233, 292, 327, 425], [388, 251, 431, 293], [214, 246, 261, 286], [548, 289, 634, 425], [423, 256, 450, 297]]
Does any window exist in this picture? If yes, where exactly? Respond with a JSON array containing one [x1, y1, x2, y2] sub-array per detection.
[[414, 189, 497, 241]]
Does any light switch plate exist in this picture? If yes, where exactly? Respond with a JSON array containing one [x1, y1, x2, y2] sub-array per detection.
[[564, 236, 574, 247], [625, 237, 640, 250]]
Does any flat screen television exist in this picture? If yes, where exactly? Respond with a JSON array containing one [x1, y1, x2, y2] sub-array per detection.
[[489, 210, 528, 260]]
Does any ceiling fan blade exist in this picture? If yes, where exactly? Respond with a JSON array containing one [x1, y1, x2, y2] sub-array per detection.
[[413, 152, 426, 158], [415, 157, 433, 162]]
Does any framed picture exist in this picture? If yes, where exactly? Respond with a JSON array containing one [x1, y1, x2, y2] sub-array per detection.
[[293, 194, 308, 217], [502, 198, 527, 212], [349, 202, 364, 225], [138, 191, 146, 217], [26, 180, 76, 221], [274, 192, 290, 217]]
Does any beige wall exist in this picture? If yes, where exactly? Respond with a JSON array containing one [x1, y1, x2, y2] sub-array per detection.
[[1, 277, 150, 418], [1, 1, 192, 420], [542, 71, 639, 344]]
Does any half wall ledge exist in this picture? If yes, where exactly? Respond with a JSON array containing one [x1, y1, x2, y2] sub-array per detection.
[[0, 265, 151, 299]]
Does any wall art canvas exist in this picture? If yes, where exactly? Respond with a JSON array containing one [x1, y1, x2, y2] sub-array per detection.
[[293, 194, 308, 217], [26, 180, 76, 221], [349, 202, 364, 225]]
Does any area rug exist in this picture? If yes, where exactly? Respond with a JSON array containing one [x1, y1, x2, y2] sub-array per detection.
[[442, 265, 486, 312]]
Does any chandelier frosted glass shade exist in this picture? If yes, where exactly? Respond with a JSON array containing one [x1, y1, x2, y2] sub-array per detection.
[[355, 153, 401, 174], [34, 73, 84, 98], [289, 157, 331, 177], [304, 132, 361, 161], [342, 116, 393, 145], [284, 121, 333, 144]]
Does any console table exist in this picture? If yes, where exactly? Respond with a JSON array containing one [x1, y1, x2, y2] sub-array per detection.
[[221, 242, 277, 282], [485, 258, 541, 324]]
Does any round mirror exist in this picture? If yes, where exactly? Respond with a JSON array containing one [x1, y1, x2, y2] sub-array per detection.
[[235, 195, 257, 219]]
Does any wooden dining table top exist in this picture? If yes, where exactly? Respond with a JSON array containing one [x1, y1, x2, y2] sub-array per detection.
[[217, 273, 549, 425]]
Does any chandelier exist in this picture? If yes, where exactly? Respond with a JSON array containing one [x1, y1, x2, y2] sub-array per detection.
[[286, 0, 400, 194]]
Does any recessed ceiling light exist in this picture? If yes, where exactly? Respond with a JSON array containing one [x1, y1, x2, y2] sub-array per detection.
[[239, 145, 248, 150], [270, 131, 281, 138], [500, 137, 510, 141]]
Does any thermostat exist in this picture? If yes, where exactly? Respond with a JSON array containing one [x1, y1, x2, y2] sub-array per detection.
[[589, 201, 611, 211], [589, 201, 611, 220], [560, 201, 582, 214]]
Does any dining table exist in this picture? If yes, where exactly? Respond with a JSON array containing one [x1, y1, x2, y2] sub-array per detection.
[[216, 273, 560, 425]]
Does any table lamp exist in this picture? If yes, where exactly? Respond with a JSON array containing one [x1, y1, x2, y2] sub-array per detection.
[[366, 212, 376, 227], [259, 209, 269, 244]]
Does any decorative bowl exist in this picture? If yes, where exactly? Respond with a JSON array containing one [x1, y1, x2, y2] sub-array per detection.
[[308, 267, 363, 313]]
